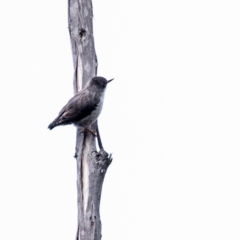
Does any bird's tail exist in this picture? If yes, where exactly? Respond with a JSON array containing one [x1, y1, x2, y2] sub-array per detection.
[[48, 119, 59, 130]]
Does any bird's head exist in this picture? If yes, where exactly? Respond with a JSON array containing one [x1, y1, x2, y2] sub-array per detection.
[[89, 76, 114, 90]]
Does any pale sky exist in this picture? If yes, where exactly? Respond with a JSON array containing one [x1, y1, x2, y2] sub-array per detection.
[[0, 0, 240, 239]]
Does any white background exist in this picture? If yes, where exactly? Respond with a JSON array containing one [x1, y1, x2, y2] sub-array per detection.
[[0, 0, 240, 239]]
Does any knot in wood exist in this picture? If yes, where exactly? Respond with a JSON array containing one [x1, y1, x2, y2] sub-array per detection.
[[91, 150, 112, 169], [79, 28, 87, 42], [90, 216, 95, 226]]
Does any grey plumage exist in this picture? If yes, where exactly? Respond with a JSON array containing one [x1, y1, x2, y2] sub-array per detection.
[[48, 76, 113, 130]]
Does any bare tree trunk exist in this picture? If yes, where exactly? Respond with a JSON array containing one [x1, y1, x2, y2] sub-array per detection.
[[68, 1, 112, 239]]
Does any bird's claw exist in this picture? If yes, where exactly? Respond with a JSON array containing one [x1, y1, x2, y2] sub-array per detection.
[[80, 128, 97, 137]]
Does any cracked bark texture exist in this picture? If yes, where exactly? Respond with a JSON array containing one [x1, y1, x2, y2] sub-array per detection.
[[68, 1, 112, 239]]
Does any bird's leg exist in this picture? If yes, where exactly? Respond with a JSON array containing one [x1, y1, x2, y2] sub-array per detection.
[[85, 127, 97, 137], [80, 128, 97, 137]]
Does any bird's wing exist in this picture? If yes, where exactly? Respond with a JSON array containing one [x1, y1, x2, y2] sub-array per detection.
[[56, 90, 99, 125]]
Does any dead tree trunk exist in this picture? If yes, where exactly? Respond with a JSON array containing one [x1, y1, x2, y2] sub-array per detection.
[[68, 1, 112, 239]]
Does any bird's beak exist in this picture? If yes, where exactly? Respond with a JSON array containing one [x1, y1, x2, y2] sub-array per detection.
[[107, 78, 114, 84]]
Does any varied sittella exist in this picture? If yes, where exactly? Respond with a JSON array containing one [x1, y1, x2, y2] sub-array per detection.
[[48, 76, 113, 135]]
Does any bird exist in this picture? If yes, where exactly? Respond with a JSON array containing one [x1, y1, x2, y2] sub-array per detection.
[[48, 76, 113, 135]]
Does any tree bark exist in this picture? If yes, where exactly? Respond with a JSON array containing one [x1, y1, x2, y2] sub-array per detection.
[[68, 1, 112, 239]]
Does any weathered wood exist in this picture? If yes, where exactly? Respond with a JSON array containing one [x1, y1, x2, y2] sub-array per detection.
[[68, 1, 112, 239]]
